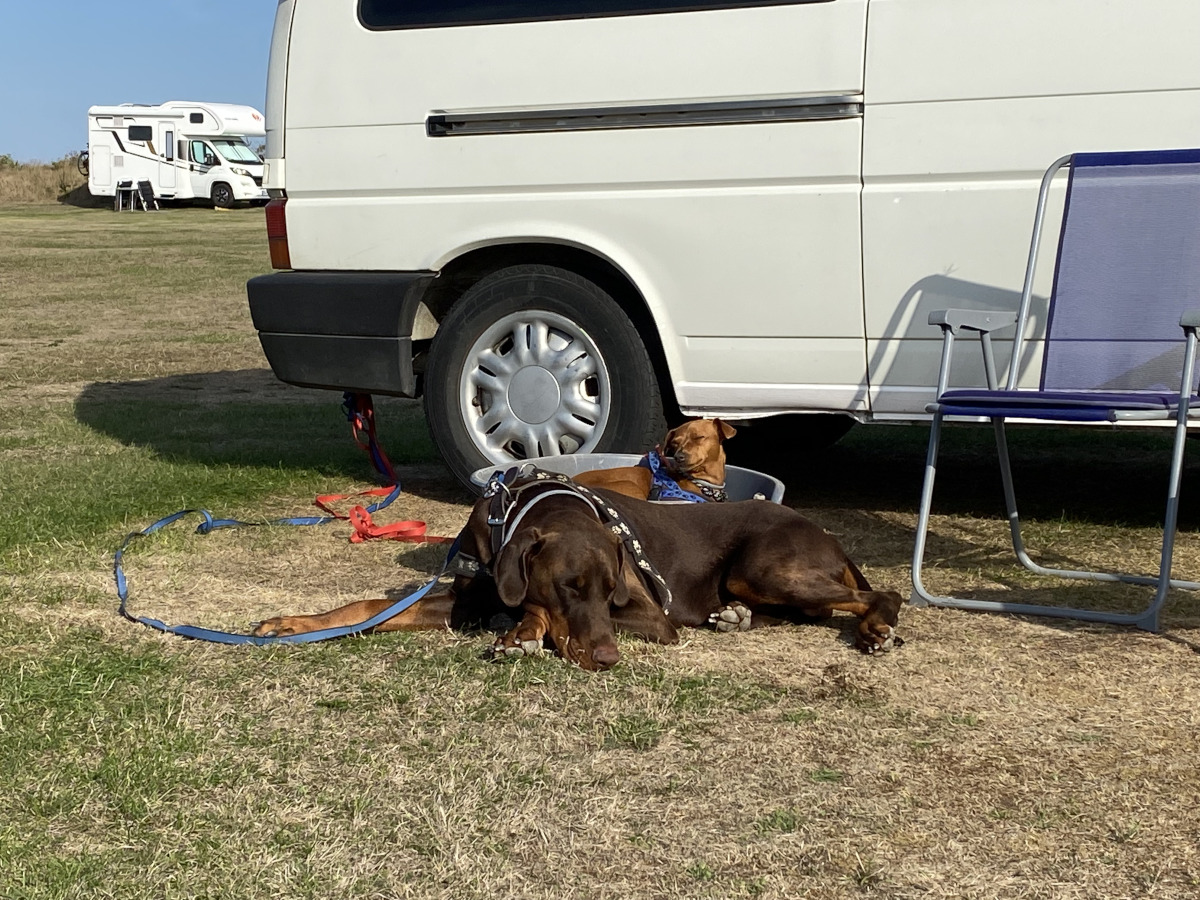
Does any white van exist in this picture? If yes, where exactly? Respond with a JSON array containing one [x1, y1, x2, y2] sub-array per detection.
[[247, 0, 1200, 486], [87, 101, 268, 208]]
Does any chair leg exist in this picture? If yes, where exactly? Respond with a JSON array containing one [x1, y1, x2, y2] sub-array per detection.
[[1139, 412, 1193, 631], [909, 412, 946, 608], [997, 413, 1197, 595], [992, 417, 1042, 574], [909, 413, 1189, 632]]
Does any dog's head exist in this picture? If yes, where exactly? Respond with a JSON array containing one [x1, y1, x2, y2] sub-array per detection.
[[661, 418, 736, 483], [492, 513, 629, 670]]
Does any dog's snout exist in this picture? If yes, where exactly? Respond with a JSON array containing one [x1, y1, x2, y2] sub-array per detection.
[[667, 440, 692, 463], [591, 643, 620, 669]]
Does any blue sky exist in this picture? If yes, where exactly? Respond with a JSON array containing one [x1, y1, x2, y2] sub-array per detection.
[[0, 0, 277, 162]]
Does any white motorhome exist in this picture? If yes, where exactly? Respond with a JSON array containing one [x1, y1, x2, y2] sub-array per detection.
[[247, 0, 1200, 487], [87, 101, 268, 208]]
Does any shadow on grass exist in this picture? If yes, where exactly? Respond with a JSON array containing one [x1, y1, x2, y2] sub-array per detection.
[[74, 373, 1200, 525], [739, 421, 1200, 626], [70, 369, 1200, 555], [740, 420, 1200, 530], [58, 185, 111, 209], [73, 369, 468, 503]]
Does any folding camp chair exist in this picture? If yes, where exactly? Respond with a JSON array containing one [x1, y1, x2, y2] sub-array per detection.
[[910, 148, 1200, 632]]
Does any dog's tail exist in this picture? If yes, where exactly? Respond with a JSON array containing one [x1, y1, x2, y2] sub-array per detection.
[[842, 558, 873, 592]]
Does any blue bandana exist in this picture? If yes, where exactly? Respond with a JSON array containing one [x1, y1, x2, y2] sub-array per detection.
[[639, 449, 710, 503]]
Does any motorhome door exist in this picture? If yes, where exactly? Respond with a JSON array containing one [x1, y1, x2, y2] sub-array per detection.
[[189, 139, 216, 198], [159, 122, 176, 191]]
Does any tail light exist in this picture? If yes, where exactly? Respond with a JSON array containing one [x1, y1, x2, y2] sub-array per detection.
[[264, 197, 291, 269]]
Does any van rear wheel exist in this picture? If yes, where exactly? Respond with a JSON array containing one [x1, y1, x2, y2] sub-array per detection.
[[211, 182, 234, 209], [424, 264, 667, 490]]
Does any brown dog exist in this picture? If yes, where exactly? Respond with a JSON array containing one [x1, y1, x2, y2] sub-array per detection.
[[251, 475, 902, 670], [572, 418, 736, 500]]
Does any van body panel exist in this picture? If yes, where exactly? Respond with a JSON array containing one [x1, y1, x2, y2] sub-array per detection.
[[861, 0, 1200, 414], [865, 0, 1200, 104], [263, 0, 295, 175], [250, 0, 1200, 479], [284, 4, 867, 131], [278, 1, 872, 411]]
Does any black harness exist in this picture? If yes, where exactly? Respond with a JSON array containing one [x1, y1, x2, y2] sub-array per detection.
[[455, 466, 674, 612]]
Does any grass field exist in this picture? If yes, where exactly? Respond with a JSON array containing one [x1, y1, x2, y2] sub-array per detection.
[[2, 203, 1200, 899]]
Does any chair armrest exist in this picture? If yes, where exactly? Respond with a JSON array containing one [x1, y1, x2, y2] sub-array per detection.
[[1180, 310, 1200, 330], [928, 309, 1018, 336]]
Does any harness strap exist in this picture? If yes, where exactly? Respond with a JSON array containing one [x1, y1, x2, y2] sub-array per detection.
[[483, 466, 674, 612], [501, 488, 598, 547]]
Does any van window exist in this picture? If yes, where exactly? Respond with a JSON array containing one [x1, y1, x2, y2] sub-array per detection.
[[128, 125, 153, 141], [360, 0, 831, 29], [190, 140, 216, 167], [212, 138, 262, 164]]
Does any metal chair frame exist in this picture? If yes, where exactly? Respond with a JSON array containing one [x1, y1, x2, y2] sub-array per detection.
[[910, 151, 1200, 632]]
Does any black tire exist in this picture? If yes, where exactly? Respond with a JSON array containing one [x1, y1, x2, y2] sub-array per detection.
[[424, 264, 667, 490], [210, 182, 234, 209]]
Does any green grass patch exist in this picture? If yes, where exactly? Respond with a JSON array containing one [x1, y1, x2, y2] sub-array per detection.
[[5, 204, 1200, 900], [0, 398, 437, 571]]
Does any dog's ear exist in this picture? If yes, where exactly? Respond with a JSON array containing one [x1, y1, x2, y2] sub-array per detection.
[[493, 528, 543, 607], [714, 418, 737, 441], [608, 533, 631, 608]]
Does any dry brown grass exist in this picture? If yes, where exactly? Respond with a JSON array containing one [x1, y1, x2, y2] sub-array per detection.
[[4, 204, 1200, 899], [0, 155, 88, 203]]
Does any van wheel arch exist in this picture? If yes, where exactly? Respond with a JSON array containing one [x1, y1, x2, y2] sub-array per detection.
[[421, 259, 674, 489], [417, 244, 678, 413]]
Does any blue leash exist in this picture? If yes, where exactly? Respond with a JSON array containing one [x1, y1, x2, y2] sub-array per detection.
[[113, 393, 457, 645], [113, 510, 458, 645]]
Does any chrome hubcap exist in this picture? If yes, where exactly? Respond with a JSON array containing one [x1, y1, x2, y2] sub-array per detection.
[[458, 311, 611, 462]]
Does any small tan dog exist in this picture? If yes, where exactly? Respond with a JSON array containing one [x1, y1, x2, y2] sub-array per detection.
[[573, 418, 736, 501]]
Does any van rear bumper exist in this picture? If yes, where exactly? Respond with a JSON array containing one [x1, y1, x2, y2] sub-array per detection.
[[247, 270, 436, 397]]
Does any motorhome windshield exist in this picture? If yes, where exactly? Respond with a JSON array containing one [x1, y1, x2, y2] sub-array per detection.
[[212, 139, 262, 164]]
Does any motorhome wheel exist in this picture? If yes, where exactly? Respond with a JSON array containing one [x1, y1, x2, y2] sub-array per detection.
[[424, 264, 667, 490], [211, 182, 234, 209]]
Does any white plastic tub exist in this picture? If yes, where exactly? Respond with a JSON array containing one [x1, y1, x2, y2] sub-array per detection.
[[470, 453, 785, 504]]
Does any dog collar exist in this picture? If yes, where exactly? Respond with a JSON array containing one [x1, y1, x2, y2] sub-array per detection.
[[689, 478, 729, 503]]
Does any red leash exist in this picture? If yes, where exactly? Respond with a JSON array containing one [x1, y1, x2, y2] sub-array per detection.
[[314, 487, 454, 545], [328, 394, 455, 544]]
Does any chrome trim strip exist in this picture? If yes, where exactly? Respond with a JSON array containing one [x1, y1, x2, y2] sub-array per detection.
[[427, 94, 863, 137]]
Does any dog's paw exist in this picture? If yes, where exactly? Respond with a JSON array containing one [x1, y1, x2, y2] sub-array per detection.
[[709, 603, 752, 633], [489, 635, 544, 660], [251, 617, 302, 637], [857, 625, 904, 655]]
